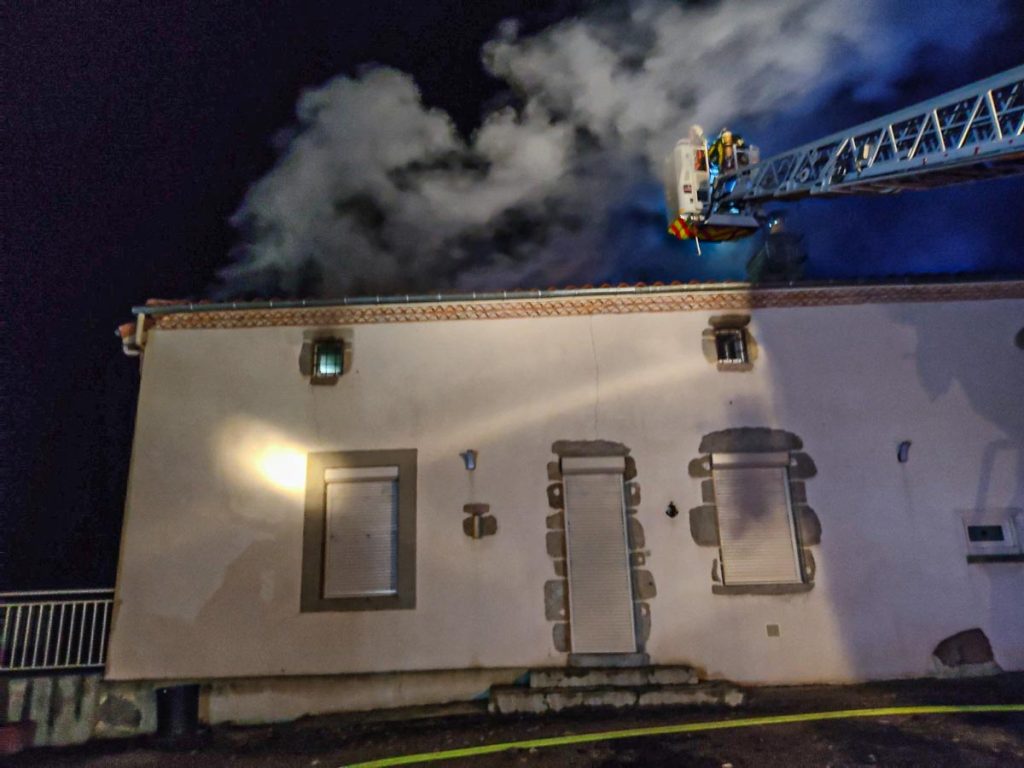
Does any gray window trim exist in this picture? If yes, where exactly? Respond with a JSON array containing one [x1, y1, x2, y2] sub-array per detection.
[[301, 449, 417, 612]]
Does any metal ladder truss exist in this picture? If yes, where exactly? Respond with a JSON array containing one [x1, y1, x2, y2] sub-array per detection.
[[715, 65, 1024, 209]]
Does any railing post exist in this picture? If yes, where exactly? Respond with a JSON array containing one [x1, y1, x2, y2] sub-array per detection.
[[98, 601, 110, 666], [56, 602, 67, 667], [43, 602, 54, 668]]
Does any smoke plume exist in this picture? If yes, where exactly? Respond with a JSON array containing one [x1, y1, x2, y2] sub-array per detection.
[[222, 0, 1002, 297]]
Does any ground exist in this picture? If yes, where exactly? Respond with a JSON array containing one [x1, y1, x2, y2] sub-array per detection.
[[10, 674, 1024, 767]]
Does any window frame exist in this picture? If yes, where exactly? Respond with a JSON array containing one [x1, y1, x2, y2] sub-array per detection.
[[301, 449, 417, 612]]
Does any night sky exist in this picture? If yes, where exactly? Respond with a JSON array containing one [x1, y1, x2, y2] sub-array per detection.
[[3, 1, 1022, 589]]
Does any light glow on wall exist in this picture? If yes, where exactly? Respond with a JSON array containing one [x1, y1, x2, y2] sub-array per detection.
[[429, 348, 778, 458], [215, 416, 309, 503], [257, 446, 308, 494]]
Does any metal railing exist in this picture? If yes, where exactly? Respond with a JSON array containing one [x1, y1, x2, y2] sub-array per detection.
[[0, 589, 114, 673]]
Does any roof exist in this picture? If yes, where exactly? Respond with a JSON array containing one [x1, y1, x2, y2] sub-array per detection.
[[120, 278, 1024, 337]]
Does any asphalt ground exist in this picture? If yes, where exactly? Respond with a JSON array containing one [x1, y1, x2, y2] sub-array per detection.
[[9, 673, 1024, 767]]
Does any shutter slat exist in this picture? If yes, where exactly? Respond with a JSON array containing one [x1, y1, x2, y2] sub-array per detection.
[[564, 473, 636, 654], [323, 478, 398, 597], [712, 463, 801, 585]]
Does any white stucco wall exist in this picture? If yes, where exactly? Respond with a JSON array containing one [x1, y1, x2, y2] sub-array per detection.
[[107, 295, 1024, 685]]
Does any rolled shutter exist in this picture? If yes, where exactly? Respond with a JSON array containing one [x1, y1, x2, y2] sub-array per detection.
[[562, 456, 627, 475], [323, 466, 399, 597], [562, 460, 636, 654], [712, 452, 801, 585]]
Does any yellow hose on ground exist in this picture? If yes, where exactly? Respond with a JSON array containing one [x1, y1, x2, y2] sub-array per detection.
[[341, 704, 1024, 768]]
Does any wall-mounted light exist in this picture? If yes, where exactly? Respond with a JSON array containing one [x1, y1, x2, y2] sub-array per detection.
[[897, 440, 912, 463], [461, 450, 477, 471], [665, 501, 679, 518]]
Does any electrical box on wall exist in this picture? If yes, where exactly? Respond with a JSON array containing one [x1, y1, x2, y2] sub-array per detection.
[[961, 509, 1023, 562]]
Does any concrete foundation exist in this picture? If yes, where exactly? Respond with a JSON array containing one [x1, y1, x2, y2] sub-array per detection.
[[530, 665, 698, 689], [0, 674, 156, 748], [207, 668, 525, 725]]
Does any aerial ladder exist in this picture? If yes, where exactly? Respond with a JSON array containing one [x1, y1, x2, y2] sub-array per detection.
[[665, 64, 1024, 250]]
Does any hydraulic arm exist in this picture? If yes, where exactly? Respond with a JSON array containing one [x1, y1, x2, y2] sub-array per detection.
[[665, 65, 1024, 242], [714, 65, 1024, 212]]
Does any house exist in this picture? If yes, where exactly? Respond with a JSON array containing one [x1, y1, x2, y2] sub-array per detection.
[[108, 278, 1024, 724]]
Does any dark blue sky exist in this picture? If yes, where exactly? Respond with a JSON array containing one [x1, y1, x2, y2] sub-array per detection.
[[2, 1, 1022, 588]]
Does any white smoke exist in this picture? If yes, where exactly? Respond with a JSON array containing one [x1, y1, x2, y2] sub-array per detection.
[[222, 0, 1001, 296]]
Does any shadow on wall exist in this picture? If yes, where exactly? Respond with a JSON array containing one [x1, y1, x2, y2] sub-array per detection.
[[887, 302, 1023, 512], [748, 297, 1024, 681], [889, 301, 1024, 675]]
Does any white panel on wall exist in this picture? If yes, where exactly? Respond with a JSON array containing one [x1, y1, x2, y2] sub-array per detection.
[[712, 453, 801, 585], [323, 474, 398, 598], [563, 471, 636, 654]]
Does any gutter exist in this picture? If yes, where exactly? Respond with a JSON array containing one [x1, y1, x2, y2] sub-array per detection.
[[129, 274, 1023, 318], [132, 282, 751, 317]]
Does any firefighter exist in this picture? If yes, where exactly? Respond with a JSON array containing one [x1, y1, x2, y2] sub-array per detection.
[[709, 128, 746, 173]]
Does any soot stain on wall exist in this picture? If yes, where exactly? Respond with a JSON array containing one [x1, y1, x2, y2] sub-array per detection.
[[689, 428, 821, 595]]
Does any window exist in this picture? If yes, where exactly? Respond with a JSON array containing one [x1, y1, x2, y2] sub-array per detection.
[[967, 525, 1005, 543], [714, 329, 748, 365], [312, 340, 344, 383], [299, 332, 352, 385], [711, 452, 802, 586], [689, 429, 819, 595], [702, 316, 755, 371], [323, 466, 398, 598], [302, 450, 416, 611]]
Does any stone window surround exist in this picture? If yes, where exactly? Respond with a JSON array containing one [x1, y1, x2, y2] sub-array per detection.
[[301, 449, 417, 612], [688, 428, 821, 595], [701, 315, 757, 372]]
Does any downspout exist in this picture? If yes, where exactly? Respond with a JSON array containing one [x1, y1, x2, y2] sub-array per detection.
[[117, 313, 148, 357], [134, 311, 147, 350]]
